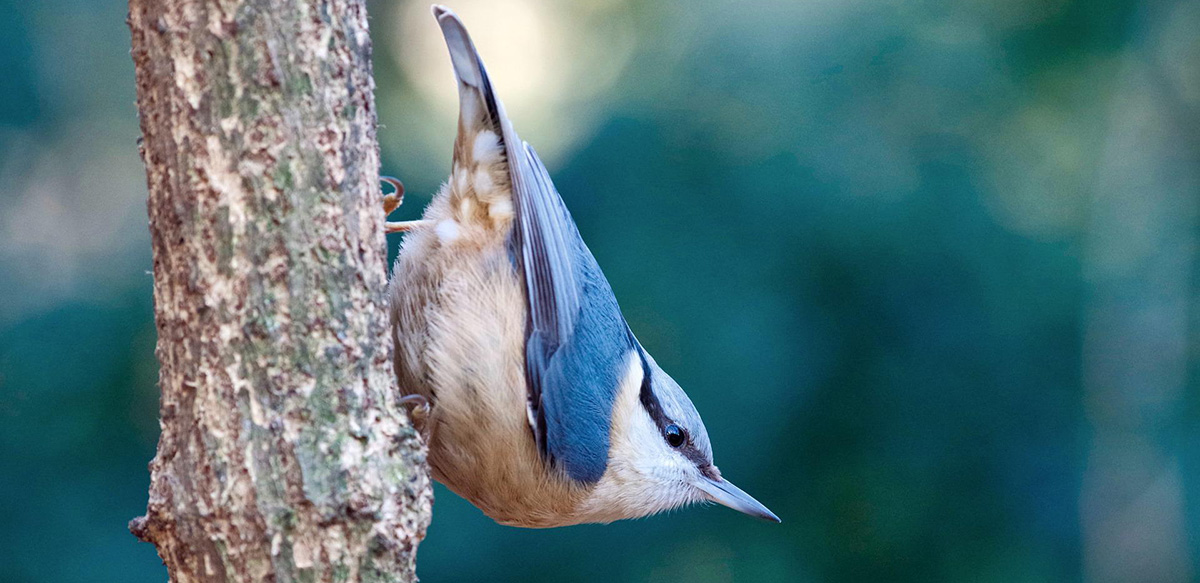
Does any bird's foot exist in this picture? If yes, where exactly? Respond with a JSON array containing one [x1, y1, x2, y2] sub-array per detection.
[[381, 176, 430, 233], [381, 176, 405, 215], [399, 394, 432, 421]]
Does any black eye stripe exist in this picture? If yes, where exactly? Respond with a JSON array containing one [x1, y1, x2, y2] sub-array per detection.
[[637, 351, 688, 449], [637, 352, 670, 428], [637, 351, 711, 467]]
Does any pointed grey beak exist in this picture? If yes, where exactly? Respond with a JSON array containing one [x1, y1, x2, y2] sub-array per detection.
[[695, 476, 781, 523]]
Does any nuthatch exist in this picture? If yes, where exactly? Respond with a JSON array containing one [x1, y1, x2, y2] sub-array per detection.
[[385, 5, 779, 528]]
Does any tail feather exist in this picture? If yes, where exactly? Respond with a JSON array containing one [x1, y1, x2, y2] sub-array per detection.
[[433, 5, 505, 139], [431, 5, 519, 228]]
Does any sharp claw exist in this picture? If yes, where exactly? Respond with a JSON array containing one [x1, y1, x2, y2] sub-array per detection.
[[399, 394, 431, 421], [381, 176, 405, 195], [381, 176, 405, 216]]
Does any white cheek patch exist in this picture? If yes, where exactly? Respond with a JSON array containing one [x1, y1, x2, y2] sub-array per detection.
[[472, 130, 501, 164], [570, 352, 707, 523], [436, 219, 461, 244]]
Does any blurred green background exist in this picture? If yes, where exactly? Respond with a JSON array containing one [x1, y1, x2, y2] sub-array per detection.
[[2, 0, 1199, 581]]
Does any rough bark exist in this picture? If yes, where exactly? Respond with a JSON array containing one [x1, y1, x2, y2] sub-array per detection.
[[127, 0, 432, 581]]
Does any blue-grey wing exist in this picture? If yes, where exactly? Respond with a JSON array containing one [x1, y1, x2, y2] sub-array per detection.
[[507, 141, 636, 484], [509, 142, 580, 351], [434, 8, 636, 483]]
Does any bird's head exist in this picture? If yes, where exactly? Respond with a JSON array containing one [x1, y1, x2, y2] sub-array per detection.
[[578, 350, 780, 524]]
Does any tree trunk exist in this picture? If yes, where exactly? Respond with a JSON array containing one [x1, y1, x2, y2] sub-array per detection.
[[126, 0, 432, 581]]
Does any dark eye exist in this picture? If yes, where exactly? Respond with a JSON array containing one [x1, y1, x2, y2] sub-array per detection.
[[664, 424, 686, 448]]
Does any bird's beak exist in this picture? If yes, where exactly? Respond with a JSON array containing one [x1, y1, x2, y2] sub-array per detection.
[[694, 475, 781, 523]]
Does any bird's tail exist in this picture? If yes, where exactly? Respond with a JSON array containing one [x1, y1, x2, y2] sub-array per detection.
[[432, 5, 518, 225], [433, 6, 503, 135]]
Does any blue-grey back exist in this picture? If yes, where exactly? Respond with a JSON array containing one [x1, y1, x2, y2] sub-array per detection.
[[516, 199, 637, 483]]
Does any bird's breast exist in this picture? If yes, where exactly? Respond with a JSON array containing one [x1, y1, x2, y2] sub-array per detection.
[[388, 194, 589, 527]]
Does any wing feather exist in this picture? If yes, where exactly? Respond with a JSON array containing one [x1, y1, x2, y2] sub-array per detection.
[[435, 6, 635, 483]]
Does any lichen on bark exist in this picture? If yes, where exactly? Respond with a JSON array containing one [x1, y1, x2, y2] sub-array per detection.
[[127, 0, 432, 581]]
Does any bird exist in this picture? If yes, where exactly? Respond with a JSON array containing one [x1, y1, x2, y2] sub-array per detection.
[[384, 5, 779, 528]]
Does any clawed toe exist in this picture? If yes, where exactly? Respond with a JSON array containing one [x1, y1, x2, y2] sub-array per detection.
[[399, 394, 432, 420], [381, 176, 430, 233], [381, 176, 405, 216]]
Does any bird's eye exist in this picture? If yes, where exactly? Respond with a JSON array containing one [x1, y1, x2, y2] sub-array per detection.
[[664, 424, 686, 448]]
